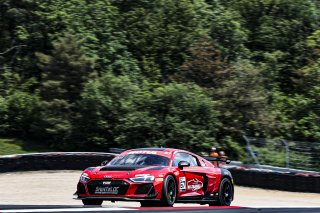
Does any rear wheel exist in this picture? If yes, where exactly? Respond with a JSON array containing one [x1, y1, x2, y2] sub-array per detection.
[[82, 199, 103, 206], [209, 178, 233, 206], [160, 175, 177, 207]]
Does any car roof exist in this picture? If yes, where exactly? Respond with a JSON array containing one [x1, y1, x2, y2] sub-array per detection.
[[128, 147, 186, 152], [123, 148, 201, 158], [120, 148, 213, 166], [130, 147, 168, 151]]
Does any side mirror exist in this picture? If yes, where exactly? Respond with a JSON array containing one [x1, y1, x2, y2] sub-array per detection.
[[101, 160, 109, 166], [178, 161, 190, 169], [226, 159, 231, 164]]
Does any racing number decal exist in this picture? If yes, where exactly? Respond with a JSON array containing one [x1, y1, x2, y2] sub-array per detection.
[[179, 177, 186, 192]]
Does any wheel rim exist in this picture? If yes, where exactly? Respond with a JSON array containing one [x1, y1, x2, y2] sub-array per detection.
[[167, 180, 176, 203], [222, 182, 232, 205]]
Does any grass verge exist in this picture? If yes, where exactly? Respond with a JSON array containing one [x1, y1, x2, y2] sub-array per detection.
[[0, 138, 53, 156]]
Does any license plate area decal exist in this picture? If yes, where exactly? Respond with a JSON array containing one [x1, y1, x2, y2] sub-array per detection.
[[95, 186, 120, 194]]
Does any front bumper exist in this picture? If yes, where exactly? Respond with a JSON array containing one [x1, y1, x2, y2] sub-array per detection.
[[76, 179, 162, 201], [75, 195, 159, 202]]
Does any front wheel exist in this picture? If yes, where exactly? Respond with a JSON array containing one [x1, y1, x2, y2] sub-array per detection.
[[82, 199, 103, 206], [160, 175, 177, 206], [209, 178, 233, 206]]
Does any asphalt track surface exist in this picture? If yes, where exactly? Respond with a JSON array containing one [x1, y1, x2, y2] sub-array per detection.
[[1, 171, 320, 213]]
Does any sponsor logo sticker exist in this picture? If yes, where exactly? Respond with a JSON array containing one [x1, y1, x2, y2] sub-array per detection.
[[187, 178, 203, 191], [128, 151, 158, 155], [95, 186, 119, 194]]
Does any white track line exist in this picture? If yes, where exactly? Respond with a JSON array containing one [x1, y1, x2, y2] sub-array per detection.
[[0, 207, 134, 212]]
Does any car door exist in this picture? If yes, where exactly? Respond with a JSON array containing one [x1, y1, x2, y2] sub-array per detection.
[[173, 152, 205, 198]]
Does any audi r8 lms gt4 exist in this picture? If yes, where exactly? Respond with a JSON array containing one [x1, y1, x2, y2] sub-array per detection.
[[75, 148, 234, 207]]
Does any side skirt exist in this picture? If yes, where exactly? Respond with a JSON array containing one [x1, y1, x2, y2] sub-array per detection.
[[176, 195, 218, 204]]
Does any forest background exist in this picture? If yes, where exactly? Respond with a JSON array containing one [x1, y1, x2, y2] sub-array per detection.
[[1, 0, 320, 160]]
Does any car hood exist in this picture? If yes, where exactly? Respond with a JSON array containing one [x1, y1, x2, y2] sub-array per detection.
[[100, 165, 147, 171], [86, 165, 167, 179]]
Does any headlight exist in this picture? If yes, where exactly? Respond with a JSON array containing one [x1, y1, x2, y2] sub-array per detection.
[[80, 173, 90, 182], [129, 174, 155, 183]]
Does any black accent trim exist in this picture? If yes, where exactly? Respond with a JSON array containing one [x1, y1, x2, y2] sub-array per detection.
[[135, 184, 154, 195], [100, 165, 145, 171], [146, 166, 165, 171], [203, 175, 208, 193], [76, 195, 158, 201], [77, 182, 86, 194], [176, 196, 218, 204], [87, 180, 129, 195], [178, 196, 203, 201]]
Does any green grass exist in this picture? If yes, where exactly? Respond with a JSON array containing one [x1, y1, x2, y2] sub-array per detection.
[[0, 138, 54, 156]]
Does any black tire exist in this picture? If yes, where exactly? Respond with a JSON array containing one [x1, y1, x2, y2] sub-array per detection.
[[209, 178, 233, 206], [160, 175, 177, 207], [82, 199, 103, 206]]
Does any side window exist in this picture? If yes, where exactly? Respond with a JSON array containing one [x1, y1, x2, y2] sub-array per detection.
[[189, 154, 199, 166], [172, 152, 186, 167], [201, 160, 207, 167], [172, 152, 200, 167]]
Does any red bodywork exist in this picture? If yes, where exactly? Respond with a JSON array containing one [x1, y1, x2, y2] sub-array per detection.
[[76, 148, 233, 204]]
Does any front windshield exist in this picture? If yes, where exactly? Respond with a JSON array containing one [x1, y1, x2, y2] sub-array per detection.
[[108, 154, 170, 166]]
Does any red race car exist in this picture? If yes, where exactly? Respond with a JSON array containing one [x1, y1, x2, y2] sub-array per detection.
[[75, 148, 234, 207]]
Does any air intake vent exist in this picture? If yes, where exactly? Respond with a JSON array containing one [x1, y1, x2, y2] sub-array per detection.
[[77, 182, 86, 194], [135, 183, 154, 195]]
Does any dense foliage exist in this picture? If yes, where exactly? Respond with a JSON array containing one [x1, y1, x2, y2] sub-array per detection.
[[1, 0, 320, 159]]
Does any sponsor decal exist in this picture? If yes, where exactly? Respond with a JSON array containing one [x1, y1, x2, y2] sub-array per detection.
[[102, 181, 111, 185], [179, 177, 186, 192], [95, 186, 119, 194], [104, 175, 112, 179], [187, 178, 203, 191], [128, 151, 158, 155]]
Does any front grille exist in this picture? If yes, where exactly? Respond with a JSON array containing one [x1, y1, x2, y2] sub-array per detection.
[[87, 180, 129, 195], [135, 183, 154, 195], [77, 182, 86, 194]]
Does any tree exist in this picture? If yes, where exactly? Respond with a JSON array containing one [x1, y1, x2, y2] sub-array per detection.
[[213, 60, 275, 141], [37, 33, 95, 103], [33, 33, 95, 147], [36, 0, 140, 78], [0, 0, 41, 76], [0, 70, 39, 136], [224, 0, 320, 92], [209, 6, 250, 61], [174, 39, 230, 88], [281, 30, 320, 141], [114, 0, 211, 82], [115, 83, 221, 153], [75, 75, 223, 154], [74, 73, 140, 150]]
